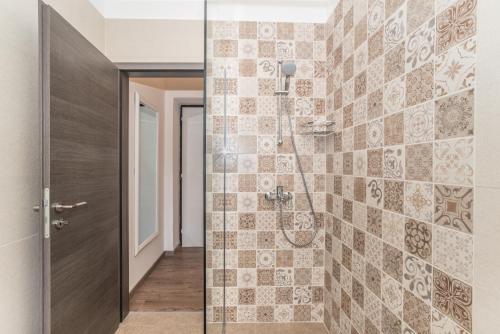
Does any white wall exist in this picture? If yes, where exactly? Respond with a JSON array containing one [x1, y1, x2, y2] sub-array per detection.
[[105, 19, 204, 63], [128, 82, 166, 291], [163, 91, 204, 251], [474, 0, 500, 332], [45, 0, 105, 52], [0, 1, 41, 333]]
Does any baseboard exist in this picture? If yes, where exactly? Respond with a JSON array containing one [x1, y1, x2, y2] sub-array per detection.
[[165, 244, 181, 256], [129, 252, 165, 298]]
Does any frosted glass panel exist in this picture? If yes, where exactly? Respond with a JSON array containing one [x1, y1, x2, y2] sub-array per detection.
[[138, 104, 158, 247]]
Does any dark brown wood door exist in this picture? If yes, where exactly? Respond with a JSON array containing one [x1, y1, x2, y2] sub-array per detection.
[[42, 5, 120, 334]]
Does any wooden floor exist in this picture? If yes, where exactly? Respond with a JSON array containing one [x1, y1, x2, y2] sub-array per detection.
[[130, 247, 204, 312]]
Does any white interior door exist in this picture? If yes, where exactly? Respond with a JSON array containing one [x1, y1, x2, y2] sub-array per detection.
[[181, 107, 204, 247]]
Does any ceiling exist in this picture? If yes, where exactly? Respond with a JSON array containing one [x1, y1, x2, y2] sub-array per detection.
[[130, 77, 204, 91], [88, 0, 338, 22]]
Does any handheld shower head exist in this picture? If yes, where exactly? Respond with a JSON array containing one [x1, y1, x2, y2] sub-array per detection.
[[282, 62, 297, 92]]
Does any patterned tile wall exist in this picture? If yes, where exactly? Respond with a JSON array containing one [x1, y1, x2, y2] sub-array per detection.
[[206, 21, 328, 323], [323, 0, 476, 333]]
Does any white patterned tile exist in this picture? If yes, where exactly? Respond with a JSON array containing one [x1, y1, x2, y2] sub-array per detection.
[[433, 225, 473, 284], [434, 138, 474, 186], [403, 254, 432, 304], [382, 210, 404, 249], [405, 182, 433, 223], [435, 38, 476, 97], [384, 75, 405, 115], [404, 101, 434, 144], [405, 18, 435, 72], [381, 273, 403, 318]]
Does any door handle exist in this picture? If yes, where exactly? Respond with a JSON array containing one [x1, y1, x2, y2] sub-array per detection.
[[52, 201, 87, 213]]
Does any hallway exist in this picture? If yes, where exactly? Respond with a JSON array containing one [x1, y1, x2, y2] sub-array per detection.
[[130, 247, 203, 312]]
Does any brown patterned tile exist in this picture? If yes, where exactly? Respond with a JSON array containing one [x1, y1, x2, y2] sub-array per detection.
[[239, 21, 257, 39], [355, 71, 367, 99], [214, 40, 238, 57], [353, 228, 366, 256], [407, 0, 435, 34], [344, 104, 354, 128], [435, 89, 474, 140], [366, 262, 382, 297], [368, 27, 384, 63], [296, 41, 314, 59], [257, 269, 275, 286], [258, 155, 275, 173], [403, 290, 431, 334], [258, 41, 276, 58], [405, 143, 433, 182], [344, 55, 355, 82], [345, 7, 354, 34], [276, 250, 293, 267], [384, 180, 404, 214], [368, 89, 384, 120], [384, 113, 404, 146], [367, 206, 383, 238], [433, 269, 472, 331], [343, 199, 353, 223], [277, 22, 294, 40], [257, 305, 274, 322], [240, 97, 256, 115], [239, 288, 256, 305], [385, 42, 405, 83], [239, 213, 256, 230], [355, 15, 368, 49], [404, 218, 432, 262], [368, 149, 384, 177], [382, 305, 402, 334], [344, 152, 354, 175], [354, 177, 367, 203], [386, 0, 405, 18], [406, 62, 434, 107], [354, 124, 367, 150], [239, 174, 257, 192], [294, 305, 312, 322], [435, 185, 473, 234], [276, 287, 293, 304], [436, 0, 477, 54], [239, 250, 256, 268], [296, 79, 313, 97], [383, 243, 403, 282], [341, 288, 352, 318], [240, 59, 257, 77]]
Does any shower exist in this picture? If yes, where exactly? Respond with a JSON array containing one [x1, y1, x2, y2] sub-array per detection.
[[265, 60, 319, 248]]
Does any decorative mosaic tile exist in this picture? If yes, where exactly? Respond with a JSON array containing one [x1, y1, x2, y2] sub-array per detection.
[[434, 138, 474, 186], [407, 0, 435, 34], [435, 38, 476, 97], [403, 254, 432, 304], [404, 101, 434, 144], [367, 118, 384, 148], [383, 242, 403, 282], [406, 62, 434, 107], [436, 0, 477, 54], [382, 305, 402, 334], [368, 0, 385, 35], [405, 182, 433, 223], [403, 289, 431, 334], [434, 226, 473, 284], [431, 308, 469, 334], [384, 113, 404, 146], [384, 76, 405, 115], [382, 210, 404, 249], [433, 269, 472, 331], [385, 42, 406, 83], [435, 184, 473, 234], [404, 218, 432, 262], [406, 18, 435, 71], [385, 5, 406, 51], [435, 89, 474, 140], [384, 180, 404, 214], [381, 273, 403, 317], [405, 143, 433, 182], [368, 27, 384, 63], [384, 146, 404, 179]]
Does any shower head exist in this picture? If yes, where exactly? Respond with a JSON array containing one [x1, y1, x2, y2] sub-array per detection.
[[282, 62, 296, 92], [282, 62, 297, 77]]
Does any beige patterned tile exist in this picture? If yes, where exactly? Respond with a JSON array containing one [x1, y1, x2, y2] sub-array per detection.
[[433, 269, 472, 331], [405, 182, 433, 223], [406, 62, 434, 107], [384, 76, 406, 115], [435, 38, 476, 97], [406, 18, 435, 71], [435, 89, 474, 140], [433, 226, 473, 284], [403, 254, 432, 304], [404, 101, 434, 144], [434, 138, 474, 186], [403, 289, 431, 334], [434, 184, 473, 234], [405, 218, 432, 262], [385, 4, 406, 50], [407, 0, 435, 34], [436, 0, 477, 54], [384, 146, 404, 179]]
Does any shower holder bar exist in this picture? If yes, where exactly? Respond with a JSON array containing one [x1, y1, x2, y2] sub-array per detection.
[[301, 120, 336, 128]]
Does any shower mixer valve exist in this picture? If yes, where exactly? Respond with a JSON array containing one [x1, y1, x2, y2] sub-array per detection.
[[265, 185, 293, 203]]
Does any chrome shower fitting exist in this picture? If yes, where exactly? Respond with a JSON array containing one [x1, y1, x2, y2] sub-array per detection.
[[275, 61, 297, 145], [265, 186, 293, 203]]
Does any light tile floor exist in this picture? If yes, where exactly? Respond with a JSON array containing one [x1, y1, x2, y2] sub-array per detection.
[[116, 312, 329, 334]]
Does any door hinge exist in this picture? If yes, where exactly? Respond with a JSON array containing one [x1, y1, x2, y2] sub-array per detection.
[[43, 187, 50, 239]]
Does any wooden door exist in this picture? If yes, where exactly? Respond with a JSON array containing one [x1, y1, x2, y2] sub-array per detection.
[[42, 5, 120, 334]]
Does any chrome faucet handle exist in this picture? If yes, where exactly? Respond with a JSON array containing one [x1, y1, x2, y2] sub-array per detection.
[[265, 186, 293, 203]]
